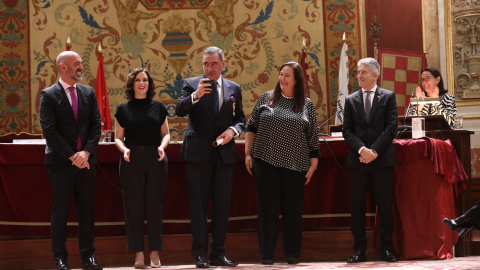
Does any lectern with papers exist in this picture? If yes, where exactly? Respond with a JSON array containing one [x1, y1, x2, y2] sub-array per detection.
[[399, 115, 451, 131]]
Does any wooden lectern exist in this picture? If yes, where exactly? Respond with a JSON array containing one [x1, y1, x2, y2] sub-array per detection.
[[398, 115, 451, 131], [397, 115, 474, 256]]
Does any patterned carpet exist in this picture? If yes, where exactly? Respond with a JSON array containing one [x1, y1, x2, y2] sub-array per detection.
[[53, 257, 480, 270]]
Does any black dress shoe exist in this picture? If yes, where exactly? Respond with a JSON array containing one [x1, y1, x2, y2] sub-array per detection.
[[286, 256, 299, 264], [261, 259, 274, 265], [194, 256, 209, 268], [209, 255, 238, 267], [381, 250, 398, 262], [82, 257, 103, 270], [55, 259, 71, 270], [346, 250, 366, 263], [443, 217, 473, 237]]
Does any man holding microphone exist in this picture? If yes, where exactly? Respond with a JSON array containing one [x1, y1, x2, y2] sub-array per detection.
[[176, 46, 245, 268]]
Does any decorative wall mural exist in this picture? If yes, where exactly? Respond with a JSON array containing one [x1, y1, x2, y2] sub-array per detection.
[[0, 0, 29, 133], [0, 0, 363, 139]]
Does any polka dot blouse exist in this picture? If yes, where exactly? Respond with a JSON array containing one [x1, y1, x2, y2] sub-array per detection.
[[246, 90, 320, 172]]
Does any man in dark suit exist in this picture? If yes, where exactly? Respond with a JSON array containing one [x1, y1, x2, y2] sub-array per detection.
[[39, 51, 103, 270], [342, 57, 398, 263], [176, 46, 245, 268]]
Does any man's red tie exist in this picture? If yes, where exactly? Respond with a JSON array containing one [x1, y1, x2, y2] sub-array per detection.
[[69, 86, 82, 151]]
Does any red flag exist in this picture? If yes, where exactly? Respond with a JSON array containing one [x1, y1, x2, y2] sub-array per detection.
[[95, 53, 112, 130]]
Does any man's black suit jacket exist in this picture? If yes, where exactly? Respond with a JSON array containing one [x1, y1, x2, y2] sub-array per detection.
[[342, 87, 398, 169], [176, 76, 245, 164], [39, 82, 101, 165]]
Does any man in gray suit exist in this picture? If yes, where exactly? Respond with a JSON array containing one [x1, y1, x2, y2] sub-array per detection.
[[39, 51, 102, 270], [176, 46, 245, 268], [342, 57, 398, 263]]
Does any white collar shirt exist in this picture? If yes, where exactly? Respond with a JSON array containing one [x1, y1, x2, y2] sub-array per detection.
[[59, 79, 77, 106]]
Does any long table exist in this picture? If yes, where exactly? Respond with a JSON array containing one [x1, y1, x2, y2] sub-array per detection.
[[0, 139, 364, 237], [0, 137, 467, 260]]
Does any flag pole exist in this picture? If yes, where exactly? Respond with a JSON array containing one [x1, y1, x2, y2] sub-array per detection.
[[300, 37, 310, 97]]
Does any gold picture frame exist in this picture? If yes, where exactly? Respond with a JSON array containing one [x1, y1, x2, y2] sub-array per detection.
[[445, 0, 480, 107]]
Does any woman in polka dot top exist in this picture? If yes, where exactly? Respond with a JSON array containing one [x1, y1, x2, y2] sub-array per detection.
[[244, 61, 320, 265]]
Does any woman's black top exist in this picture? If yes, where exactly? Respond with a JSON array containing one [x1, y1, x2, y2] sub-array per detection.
[[115, 98, 168, 146]]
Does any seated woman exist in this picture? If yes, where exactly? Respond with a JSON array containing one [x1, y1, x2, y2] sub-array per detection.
[[444, 200, 480, 237], [407, 67, 457, 127]]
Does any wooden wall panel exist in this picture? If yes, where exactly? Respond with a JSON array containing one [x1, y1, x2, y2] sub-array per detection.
[[365, 0, 424, 57]]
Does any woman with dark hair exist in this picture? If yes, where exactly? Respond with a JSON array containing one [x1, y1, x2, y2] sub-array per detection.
[[244, 61, 320, 265], [114, 68, 170, 268], [407, 67, 457, 127]]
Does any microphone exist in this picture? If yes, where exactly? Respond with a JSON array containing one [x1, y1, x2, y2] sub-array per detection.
[[318, 108, 343, 137], [213, 138, 224, 147], [402, 91, 415, 125], [397, 91, 415, 138]]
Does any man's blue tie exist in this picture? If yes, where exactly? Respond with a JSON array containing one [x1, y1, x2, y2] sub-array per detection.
[[213, 81, 219, 115]]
